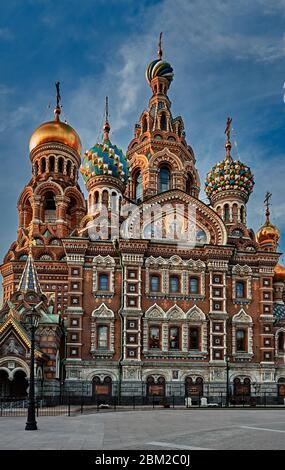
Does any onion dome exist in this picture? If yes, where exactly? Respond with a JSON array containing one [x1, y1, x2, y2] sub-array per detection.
[[146, 59, 174, 85], [205, 141, 254, 201], [80, 120, 128, 186], [146, 32, 174, 85], [274, 264, 285, 283], [256, 192, 280, 250], [29, 82, 81, 155]]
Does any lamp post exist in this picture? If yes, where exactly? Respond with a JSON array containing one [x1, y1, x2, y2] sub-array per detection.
[[25, 306, 41, 431], [226, 355, 230, 407]]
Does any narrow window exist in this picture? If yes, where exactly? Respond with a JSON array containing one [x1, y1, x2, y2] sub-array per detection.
[[189, 327, 199, 350], [159, 166, 170, 192], [98, 273, 109, 291], [169, 326, 180, 350], [149, 326, 160, 349], [278, 332, 285, 353], [236, 281, 245, 299], [189, 277, 199, 294], [150, 275, 160, 292], [236, 329, 246, 352], [97, 325, 108, 350], [170, 275, 180, 293], [134, 171, 143, 202]]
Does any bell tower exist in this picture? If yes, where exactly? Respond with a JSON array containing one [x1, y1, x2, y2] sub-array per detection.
[[126, 33, 200, 202]]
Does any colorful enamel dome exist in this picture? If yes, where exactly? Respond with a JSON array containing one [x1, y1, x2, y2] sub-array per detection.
[[205, 148, 254, 200], [80, 136, 128, 185], [146, 59, 174, 85]]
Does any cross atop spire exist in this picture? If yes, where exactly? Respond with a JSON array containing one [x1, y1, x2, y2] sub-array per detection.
[[103, 96, 110, 142], [157, 32, 163, 60], [224, 116, 233, 159], [18, 241, 42, 294], [54, 81, 61, 121], [264, 191, 272, 224]]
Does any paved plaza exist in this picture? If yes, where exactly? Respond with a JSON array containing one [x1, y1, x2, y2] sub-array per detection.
[[0, 409, 285, 450]]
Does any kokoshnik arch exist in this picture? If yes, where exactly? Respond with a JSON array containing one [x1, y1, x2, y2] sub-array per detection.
[[0, 36, 285, 403]]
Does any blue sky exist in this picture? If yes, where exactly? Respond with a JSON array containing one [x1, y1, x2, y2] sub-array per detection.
[[0, 0, 285, 272]]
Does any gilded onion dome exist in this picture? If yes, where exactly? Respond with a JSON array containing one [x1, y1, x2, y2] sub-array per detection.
[[29, 82, 81, 155], [256, 192, 280, 250], [80, 120, 128, 186], [205, 141, 255, 201], [274, 264, 285, 283]]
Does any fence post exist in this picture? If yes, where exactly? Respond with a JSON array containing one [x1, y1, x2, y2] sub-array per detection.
[[198, 393, 201, 408], [264, 391, 267, 408], [68, 395, 71, 417], [114, 395, 117, 411], [133, 395, 135, 410], [96, 397, 99, 412], [152, 395, 155, 409], [172, 395, 175, 409], [80, 395, 83, 414]]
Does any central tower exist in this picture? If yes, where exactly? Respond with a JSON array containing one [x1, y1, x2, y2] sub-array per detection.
[[126, 34, 200, 202]]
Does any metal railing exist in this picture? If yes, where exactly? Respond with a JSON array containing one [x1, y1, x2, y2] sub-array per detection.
[[1, 392, 284, 417]]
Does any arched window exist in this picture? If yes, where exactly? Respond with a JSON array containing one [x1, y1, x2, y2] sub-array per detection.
[[159, 166, 170, 192], [236, 281, 245, 299], [160, 112, 167, 131], [134, 171, 143, 202], [43, 191, 56, 222], [49, 156, 55, 172], [58, 157, 63, 173], [278, 332, 285, 353], [224, 204, 230, 222], [40, 158, 46, 173], [236, 329, 246, 352], [66, 160, 72, 176]]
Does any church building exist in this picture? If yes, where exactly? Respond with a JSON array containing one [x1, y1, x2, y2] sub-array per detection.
[[0, 37, 284, 403]]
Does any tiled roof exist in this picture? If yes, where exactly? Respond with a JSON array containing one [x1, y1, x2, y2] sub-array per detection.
[[273, 303, 285, 320]]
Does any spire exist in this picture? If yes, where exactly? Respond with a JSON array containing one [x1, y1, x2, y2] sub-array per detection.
[[264, 191, 272, 225], [18, 239, 42, 294], [224, 116, 233, 160], [54, 81, 61, 122], [103, 96, 110, 142], [157, 32, 163, 60]]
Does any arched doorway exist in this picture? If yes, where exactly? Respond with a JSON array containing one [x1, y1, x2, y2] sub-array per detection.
[[0, 370, 10, 397], [146, 376, 165, 397], [10, 370, 28, 398], [185, 377, 203, 405], [92, 376, 112, 403], [233, 377, 251, 404], [278, 378, 285, 404]]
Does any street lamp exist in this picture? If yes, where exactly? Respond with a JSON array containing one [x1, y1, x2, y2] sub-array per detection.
[[25, 306, 41, 431], [225, 355, 230, 407]]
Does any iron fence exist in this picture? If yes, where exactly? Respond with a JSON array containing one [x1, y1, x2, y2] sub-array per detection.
[[0, 392, 284, 417]]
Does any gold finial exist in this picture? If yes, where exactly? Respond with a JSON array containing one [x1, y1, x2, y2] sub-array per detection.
[[264, 191, 272, 224], [157, 32, 163, 60], [103, 96, 110, 141], [28, 238, 36, 254], [54, 81, 61, 121]]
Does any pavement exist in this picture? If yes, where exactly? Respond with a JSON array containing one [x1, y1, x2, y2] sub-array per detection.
[[0, 409, 285, 450]]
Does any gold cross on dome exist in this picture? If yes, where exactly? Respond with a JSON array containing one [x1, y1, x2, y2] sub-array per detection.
[[28, 238, 36, 251]]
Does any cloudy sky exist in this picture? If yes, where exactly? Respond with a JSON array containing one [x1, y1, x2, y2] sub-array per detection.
[[0, 0, 284, 271]]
